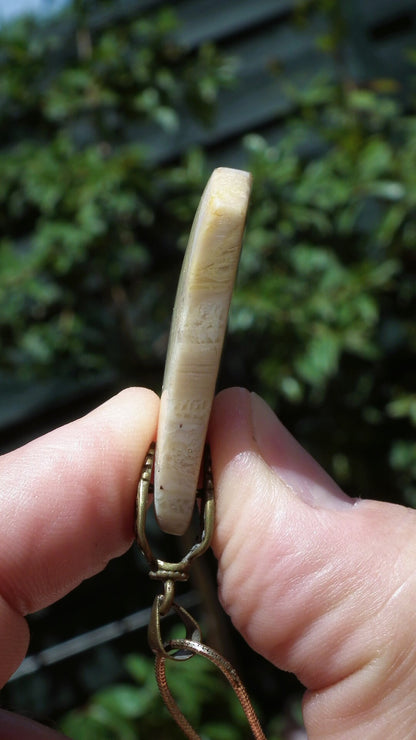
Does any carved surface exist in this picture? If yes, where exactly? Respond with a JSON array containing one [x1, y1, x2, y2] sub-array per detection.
[[154, 167, 252, 535]]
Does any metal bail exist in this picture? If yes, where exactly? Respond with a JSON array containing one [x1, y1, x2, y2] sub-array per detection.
[[135, 443, 215, 581], [148, 595, 202, 661]]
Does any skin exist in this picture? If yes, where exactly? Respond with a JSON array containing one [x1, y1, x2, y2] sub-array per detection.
[[0, 386, 416, 738]]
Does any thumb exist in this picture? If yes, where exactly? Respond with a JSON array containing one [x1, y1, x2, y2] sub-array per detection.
[[209, 388, 416, 739]]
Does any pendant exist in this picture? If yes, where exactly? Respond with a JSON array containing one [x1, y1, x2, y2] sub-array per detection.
[[154, 167, 252, 535], [136, 168, 266, 739]]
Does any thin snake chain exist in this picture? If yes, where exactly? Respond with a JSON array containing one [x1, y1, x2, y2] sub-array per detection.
[[155, 639, 267, 740], [136, 445, 267, 739]]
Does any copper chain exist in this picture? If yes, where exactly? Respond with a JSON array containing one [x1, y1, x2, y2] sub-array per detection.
[[155, 638, 267, 740], [136, 444, 267, 739]]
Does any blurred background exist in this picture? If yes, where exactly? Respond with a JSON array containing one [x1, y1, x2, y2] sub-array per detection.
[[0, 0, 415, 737]]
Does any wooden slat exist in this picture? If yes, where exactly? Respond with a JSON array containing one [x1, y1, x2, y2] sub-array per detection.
[[127, 12, 329, 163], [225, 13, 327, 73], [88, 0, 164, 29], [342, 0, 415, 82], [348, 0, 416, 26], [174, 0, 296, 47], [131, 58, 331, 163], [363, 33, 416, 78]]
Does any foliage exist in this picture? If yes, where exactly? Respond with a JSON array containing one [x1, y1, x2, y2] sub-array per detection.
[[1, 0, 416, 730], [231, 73, 416, 505], [59, 649, 298, 740], [2, 1, 415, 514], [0, 3, 226, 383]]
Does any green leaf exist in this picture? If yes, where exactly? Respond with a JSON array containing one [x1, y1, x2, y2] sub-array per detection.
[[124, 654, 155, 686], [154, 106, 179, 132], [387, 395, 416, 425], [59, 711, 114, 740], [94, 684, 153, 719], [295, 331, 341, 385], [390, 441, 416, 474], [200, 722, 240, 740], [359, 139, 393, 179]]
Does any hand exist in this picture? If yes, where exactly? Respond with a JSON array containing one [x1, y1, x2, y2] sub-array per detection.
[[2, 386, 416, 738], [0, 388, 159, 739], [209, 388, 416, 739]]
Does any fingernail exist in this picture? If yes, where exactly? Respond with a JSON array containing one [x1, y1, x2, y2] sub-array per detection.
[[250, 392, 353, 510]]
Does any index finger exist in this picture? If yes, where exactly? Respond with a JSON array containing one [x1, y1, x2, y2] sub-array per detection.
[[0, 387, 159, 685]]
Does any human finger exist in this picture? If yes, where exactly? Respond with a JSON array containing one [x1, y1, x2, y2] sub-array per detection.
[[0, 708, 68, 739], [0, 387, 159, 687], [209, 387, 416, 738]]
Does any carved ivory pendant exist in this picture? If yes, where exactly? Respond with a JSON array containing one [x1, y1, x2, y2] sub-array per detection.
[[154, 167, 252, 535]]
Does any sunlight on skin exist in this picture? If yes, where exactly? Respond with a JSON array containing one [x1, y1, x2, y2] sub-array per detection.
[[1, 386, 416, 738], [209, 388, 416, 739], [0, 388, 159, 739]]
